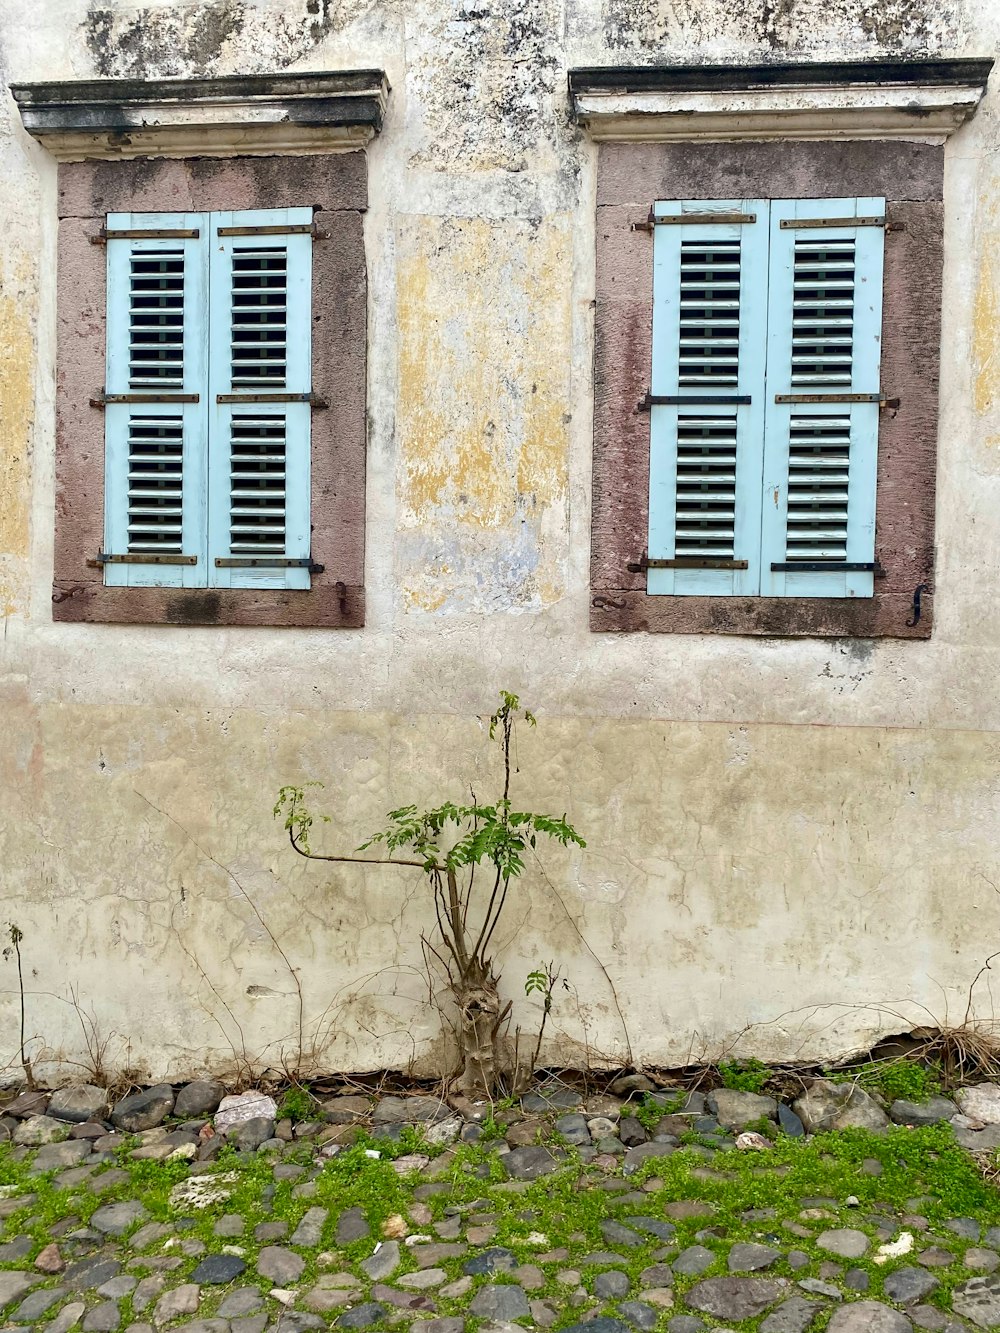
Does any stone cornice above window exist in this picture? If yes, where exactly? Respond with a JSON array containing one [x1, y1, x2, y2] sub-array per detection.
[[568, 58, 994, 143], [11, 69, 390, 160]]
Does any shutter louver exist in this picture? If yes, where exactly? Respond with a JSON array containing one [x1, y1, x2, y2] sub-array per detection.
[[126, 416, 185, 554], [784, 415, 851, 563], [209, 208, 313, 590], [761, 198, 885, 598], [229, 416, 287, 555], [231, 248, 288, 386], [675, 415, 739, 560], [791, 239, 856, 387], [103, 214, 208, 588], [647, 201, 768, 596], [678, 241, 741, 387], [128, 249, 185, 387]]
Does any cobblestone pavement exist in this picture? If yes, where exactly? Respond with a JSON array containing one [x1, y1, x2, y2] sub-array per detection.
[[4, 1079, 1000, 1333]]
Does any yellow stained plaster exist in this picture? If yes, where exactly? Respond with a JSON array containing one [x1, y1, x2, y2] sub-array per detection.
[[0, 257, 36, 616], [397, 216, 570, 531], [973, 230, 1000, 416]]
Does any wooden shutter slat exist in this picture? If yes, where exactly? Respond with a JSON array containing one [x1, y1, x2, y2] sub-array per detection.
[[104, 213, 209, 588], [207, 207, 313, 591], [647, 200, 768, 596], [760, 197, 885, 599]]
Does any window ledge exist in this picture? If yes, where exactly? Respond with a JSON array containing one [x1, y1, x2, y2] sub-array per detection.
[[11, 69, 389, 160], [569, 58, 994, 142]]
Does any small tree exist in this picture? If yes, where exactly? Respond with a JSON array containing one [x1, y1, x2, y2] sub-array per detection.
[[275, 691, 584, 1099]]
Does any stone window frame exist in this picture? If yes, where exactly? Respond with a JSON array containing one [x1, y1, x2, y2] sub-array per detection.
[[13, 71, 388, 628], [570, 59, 994, 639]]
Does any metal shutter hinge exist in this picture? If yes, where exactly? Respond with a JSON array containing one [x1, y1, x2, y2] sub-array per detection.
[[633, 208, 756, 231], [770, 560, 885, 574], [91, 227, 200, 245], [773, 393, 900, 410], [628, 553, 748, 572], [92, 553, 198, 566], [90, 391, 200, 408], [638, 392, 751, 411], [214, 557, 325, 572], [215, 392, 328, 408]]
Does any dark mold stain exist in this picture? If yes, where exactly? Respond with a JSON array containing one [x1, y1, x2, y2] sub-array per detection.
[[165, 592, 222, 624], [602, 0, 950, 54], [83, 0, 350, 79]]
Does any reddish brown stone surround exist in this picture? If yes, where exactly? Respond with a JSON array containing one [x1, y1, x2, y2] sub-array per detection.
[[591, 140, 943, 638], [53, 154, 368, 627]]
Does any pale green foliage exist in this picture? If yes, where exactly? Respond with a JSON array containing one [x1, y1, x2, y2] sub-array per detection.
[[273, 782, 328, 856], [274, 691, 585, 1095], [360, 800, 584, 875]]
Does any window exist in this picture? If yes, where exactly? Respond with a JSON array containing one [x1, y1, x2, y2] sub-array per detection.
[[572, 59, 994, 639], [103, 208, 314, 591], [648, 197, 884, 600], [12, 70, 387, 628]]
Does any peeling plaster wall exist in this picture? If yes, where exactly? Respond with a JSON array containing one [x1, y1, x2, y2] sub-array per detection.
[[1, 0, 1000, 1080]]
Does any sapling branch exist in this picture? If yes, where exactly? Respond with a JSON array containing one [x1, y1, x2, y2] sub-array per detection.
[[274, 692, 584, 1098]]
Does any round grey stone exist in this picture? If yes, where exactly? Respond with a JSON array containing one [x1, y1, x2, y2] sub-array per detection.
[[173, 1081, 225, 1119], [469, 1284, 530, 1320], [673, 1247, 716, 1277], [595, 1271, 632, 1299], [729, 1243, 780, 1272], [619, 1302, 658, 1330], [256, 1246, 305, 1284], [954, 1085, 1000, 1125], [97, 1279, 138, 1300], [883, 1267, 939, 1304], [64, 1258, 123, 1291], [372, 1096, 448, 1123], [12, 1287, 68, 1321], [952, 1273, 1000, 1326], [230, 1117, 275, 1152], [191, 1255, 247, 1284], [562, 1322, 630, 1333], [624, 1142, 677, 1172], [793, 1080, 888, 1133], [336, 1306, 387, 1330], [684, 1277, 788, 1321], [360, 1240, 400, 1281], [556, 1114, 592, 1145], [601, 1220, 643, 1248], [502, 1146, 564, 1180], [334, 1207, 370, 1244], [13, 1115, 70, 1145], [111, 1087, 174, 1133], [92, 1201, 149, 1237], [49, 1086, 111, 1124], [290, 1207, 327, 1247], [82, 1301, 122, 1332], [707, 1090, 778, 1130], [638, 1266, 674, 1288], [826, 1302, 913, 1333], [216, 1288, 264, 1317], [889, 1097, 957, 1127], [464, 1248, 517, 1275], [817, 1230, 869, 1259]]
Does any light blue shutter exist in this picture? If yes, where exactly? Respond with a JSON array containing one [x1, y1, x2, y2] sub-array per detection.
[[647, 201, 769, 596], [104, 213, 208, 586], [208, 208, 313, 591], [760, 198, 885, 598]]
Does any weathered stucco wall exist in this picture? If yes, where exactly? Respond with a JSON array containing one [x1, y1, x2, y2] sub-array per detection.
[[1, 0, 1000, 1082]]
